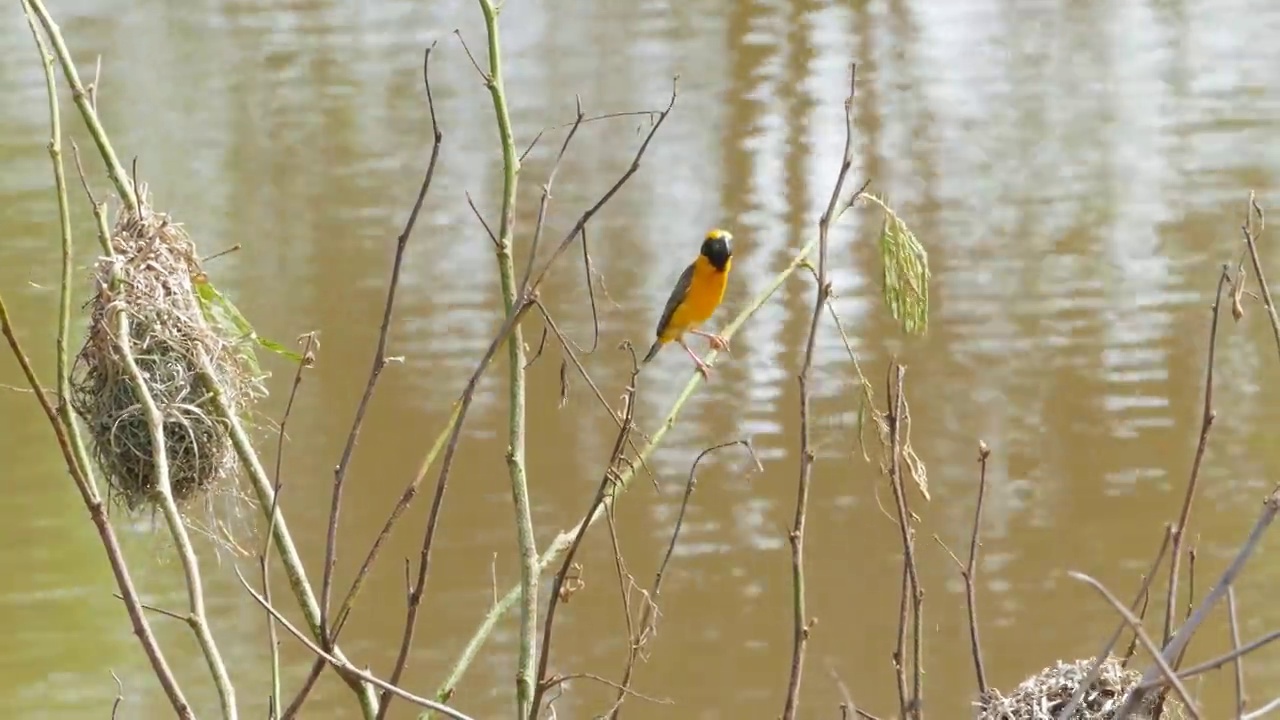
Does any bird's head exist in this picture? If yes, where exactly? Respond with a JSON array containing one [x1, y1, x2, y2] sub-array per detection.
[[700, 229, 733, 271]]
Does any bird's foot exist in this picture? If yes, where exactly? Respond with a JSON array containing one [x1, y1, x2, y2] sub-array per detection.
[[693, 329, 731, 353], [693, 356, 714, 380]]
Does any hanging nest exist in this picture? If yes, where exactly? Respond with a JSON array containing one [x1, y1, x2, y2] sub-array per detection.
[[975, 656, 1186, 720], [70, 185, 267, 512]]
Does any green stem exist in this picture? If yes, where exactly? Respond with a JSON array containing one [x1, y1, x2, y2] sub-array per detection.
[[114, 308, 237, 720], [425, 233, 821, 717], [19, 0, 99, 499], [475, 1, 538, 717], [25, 0, 137, 214]]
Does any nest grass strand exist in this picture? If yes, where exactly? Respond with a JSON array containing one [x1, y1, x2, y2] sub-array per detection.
[[70, 186, 266, 511]]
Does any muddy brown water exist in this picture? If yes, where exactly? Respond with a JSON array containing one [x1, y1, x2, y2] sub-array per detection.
[[3, 0, 1280, 717]]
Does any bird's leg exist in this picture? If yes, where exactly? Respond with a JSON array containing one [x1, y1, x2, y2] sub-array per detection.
[[679, 338, 714, 379], [689, 328, 730, 353]]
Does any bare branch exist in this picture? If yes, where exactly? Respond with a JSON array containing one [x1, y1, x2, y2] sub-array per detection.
[[235, 570, 477, 720], [608, 440, 761, 717], [1067, 571, 1201, 719], [324, 42, 443, 640], [530, 356, 640, 718], [1163, 267, 1228, 646], [784, 60, 861, 720], [1228, 586, 1248, 717], [1056, 525, 1172, 719]]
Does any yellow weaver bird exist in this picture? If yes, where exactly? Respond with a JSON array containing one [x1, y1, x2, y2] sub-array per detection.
[[642, 229, 734, 378]]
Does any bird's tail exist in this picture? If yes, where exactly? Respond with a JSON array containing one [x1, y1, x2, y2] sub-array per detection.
[[642, 339, 663, 364]]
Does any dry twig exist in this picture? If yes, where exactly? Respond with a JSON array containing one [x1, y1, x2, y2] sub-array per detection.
[[606, 440, 761, 718], [934, 440, 990, 696], [529, 352, 640, 717], [886, 364, 924, 720], [783, 61, 862, 720]]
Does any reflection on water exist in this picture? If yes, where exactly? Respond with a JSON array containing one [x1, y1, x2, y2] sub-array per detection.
[[4, 0, 1280, 717]]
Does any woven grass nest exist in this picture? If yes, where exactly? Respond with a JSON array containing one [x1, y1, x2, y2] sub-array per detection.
[[70, 185, 266, 511], [976, 656, 1186, 720]]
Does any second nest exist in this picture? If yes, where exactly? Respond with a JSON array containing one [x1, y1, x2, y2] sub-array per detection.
[[71, 187, 266, 510], [976, 656, 1186, 720]]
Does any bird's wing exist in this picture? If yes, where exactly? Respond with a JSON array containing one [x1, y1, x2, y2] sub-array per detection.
[[654, 261, 697, 337]]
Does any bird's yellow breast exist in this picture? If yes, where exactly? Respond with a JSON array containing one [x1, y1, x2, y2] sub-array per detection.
[[664, 255, 731, 337]]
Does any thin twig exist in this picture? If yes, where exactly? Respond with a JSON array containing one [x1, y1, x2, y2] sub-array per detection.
[[534, 300, 651, 479], [1068, 571, 1201, 718], [828, 663, 883, 720], [1240, 194, 1280, 357], [110, 672, 124, 720], [607, 440, 761, 718], [1113, 490, 1280, 720], [1244, 696, 1280, 720], [327, 45, 442, 650], [935, 441, 990, 696], [465, 191, 499, 248], [1122, 576, 1155, 668], [267, 333, 315, 718], [234, 570, 478, 720], [519, 109, 663, 162], [886, 364, 924, 720], [519, 95, 584, 293], [783, 61, 860, 720], [1163, 268, 1227, 647], [1146, 628, 1280, 687], [529, 357, 640, 719], [579, 223, 602, 353], [540, 673, 670, 706], [1056, 525, 1173, 719], [1228, 586, 1248, 717]]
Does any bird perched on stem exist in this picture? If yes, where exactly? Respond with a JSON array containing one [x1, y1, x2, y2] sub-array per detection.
[[642, 229, 734, 379]]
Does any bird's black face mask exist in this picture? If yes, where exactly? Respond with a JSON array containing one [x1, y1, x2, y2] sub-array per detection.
[[701, 233, 733, 271]]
